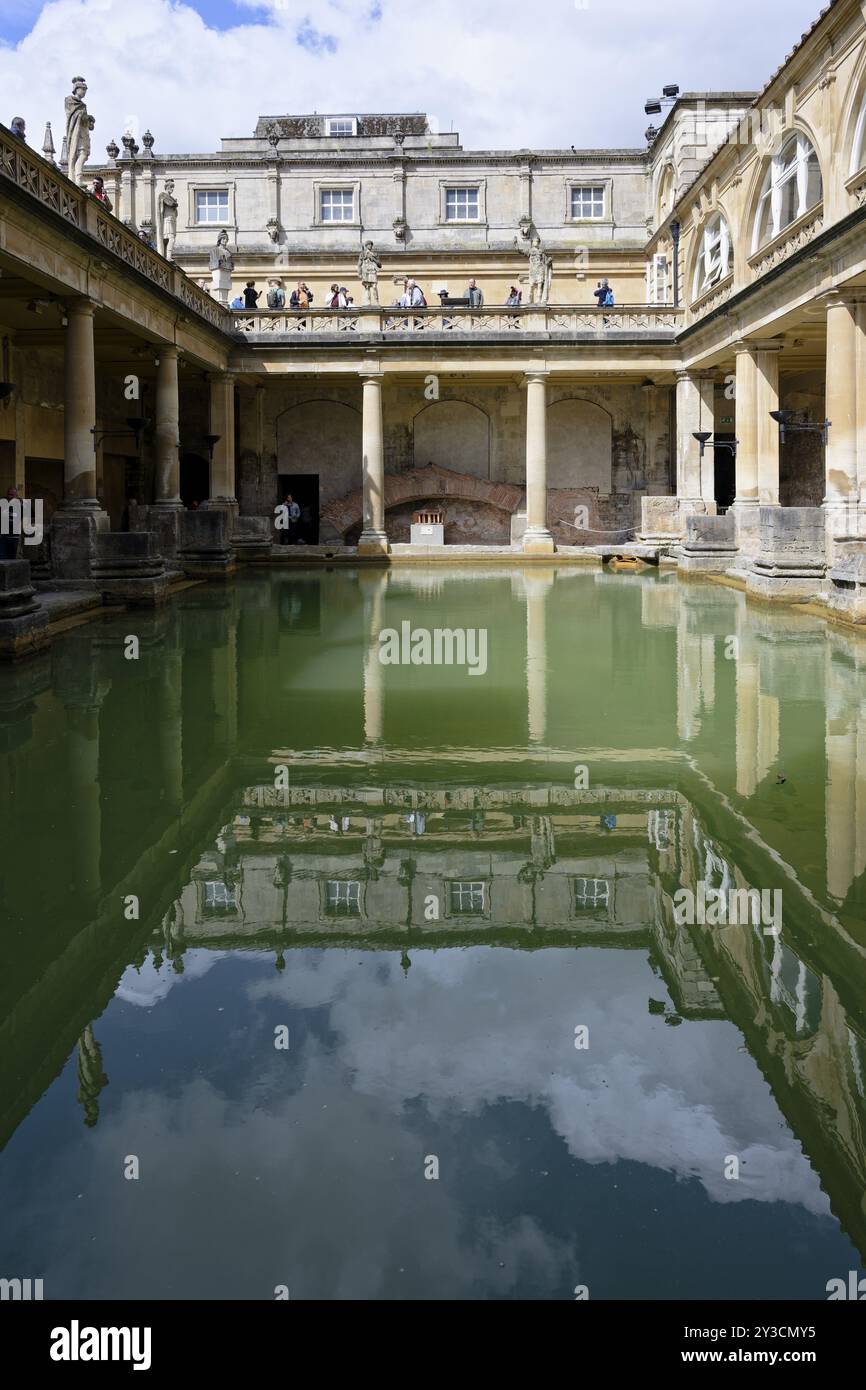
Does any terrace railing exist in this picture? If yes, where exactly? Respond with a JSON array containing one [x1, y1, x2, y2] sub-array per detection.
[[0, 122, 234, 335], [231, 305, 684, 339]]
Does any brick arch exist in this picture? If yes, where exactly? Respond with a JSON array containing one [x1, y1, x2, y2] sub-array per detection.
[[320, 463, 523, 541]]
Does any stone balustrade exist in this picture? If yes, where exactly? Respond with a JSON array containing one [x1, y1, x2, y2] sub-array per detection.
[[0, 122, 234, 335], [231, 305, 684, 340]]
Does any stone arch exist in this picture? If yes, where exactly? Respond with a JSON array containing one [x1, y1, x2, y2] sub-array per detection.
[[320, 462, 523, 542], [654, 162, 676, 225], [412, 399, 490, 478], [686, 208, 734, 304], [839, 47, 866, 177], [275, 399, 361, 504], [547, 398, 613, 492]]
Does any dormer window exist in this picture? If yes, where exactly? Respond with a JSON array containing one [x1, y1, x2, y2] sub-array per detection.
[[326, 117, 357, 137]]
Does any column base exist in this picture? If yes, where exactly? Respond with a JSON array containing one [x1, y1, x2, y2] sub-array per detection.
[[50, 507, 110, 582], [357, 530, 390, 557], [522, 528, 556, 556], [729, 499, 763, 561], [822, 498, 859, 558]]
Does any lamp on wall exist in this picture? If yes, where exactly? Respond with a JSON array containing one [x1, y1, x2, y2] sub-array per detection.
[[204, 434, 221, 463], [91, 416, 150, 452], [692, 431, 738, 460], [769, 409, 831, 446]]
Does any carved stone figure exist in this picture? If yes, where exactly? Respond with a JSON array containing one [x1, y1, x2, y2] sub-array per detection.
[[65, 76, 94, 188], [266, 217, 281, 244], [514, 233, 553, 305], [208, 229, 234, 272], [357, 240, 382, 305], [157, 179, 178, 260]]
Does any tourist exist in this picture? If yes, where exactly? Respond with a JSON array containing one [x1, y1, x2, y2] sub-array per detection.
[[290, 282, 313, 310], [594, 278, 614, 308], [243, 281, 261, 309], [91, 177, 112, 212], [137, 229, 156, 249], [466, 278, 484, 308], [266, 280, 286, 309], [400, 279, 426, 308], [230, 293, 244, 310], [341, 287, 353, 307], [10, 116, 26, 142], [505, 285, 522, 306], [281, 492, 300, 545]]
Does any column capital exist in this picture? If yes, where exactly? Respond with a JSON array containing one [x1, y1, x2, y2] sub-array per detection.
[[819, 287, 863, 311], [64, 296, 96, 318], [359, 369, 384, 383], [733, 339, 757, 357], [207, 370, 234, 385], [523, 370, 549, 385], [156, 344, 180, 362]]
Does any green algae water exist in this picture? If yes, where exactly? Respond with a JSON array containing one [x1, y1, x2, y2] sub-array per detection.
[[1, 565, 864, 1300]]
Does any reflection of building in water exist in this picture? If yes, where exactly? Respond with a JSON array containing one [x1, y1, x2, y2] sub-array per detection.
[[76, 1025, 108, 1129]]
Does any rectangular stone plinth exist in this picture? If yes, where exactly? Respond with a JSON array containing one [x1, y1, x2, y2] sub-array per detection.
[[0, 560, 50, 659], [93, 531, 169, 607], [639, 495, 716, 544], [232, 516, 273, 564], [50, 508, 110, 582], [179, 509, 236, 579], [522, 533, 556, 556], [678, 514, 738, 573], [746, 507, 826, 604]]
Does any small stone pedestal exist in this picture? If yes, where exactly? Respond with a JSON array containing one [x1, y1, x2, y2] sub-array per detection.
[[678, 513, 739, 574], [746, 506, 826, 604], [179, 510, 236, 579], [93, 532, 169, 606], [410, 508, 444, 546], [232, 516, 272, 564], [50, 506, 110, 585], [639, 496, 715, 546], [0, 560, 50, 659], [138, 504, 184, 564], [826, 538, 866, 623], [211, 267, 232, 306]]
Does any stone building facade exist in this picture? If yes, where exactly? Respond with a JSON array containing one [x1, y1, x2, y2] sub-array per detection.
[[1, 0, 866, 626]]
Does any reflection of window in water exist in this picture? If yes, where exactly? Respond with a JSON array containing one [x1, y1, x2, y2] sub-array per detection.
[[326, 880, 361, 916], [572, 877, 610, 912], [449, 881, 485, 915], [761, 933, 822, 1035], [647, 808, 675, 851], [203, 880, 237, 914]]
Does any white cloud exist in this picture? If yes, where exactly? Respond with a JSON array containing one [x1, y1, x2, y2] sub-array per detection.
[[0, 0, 828, 155]]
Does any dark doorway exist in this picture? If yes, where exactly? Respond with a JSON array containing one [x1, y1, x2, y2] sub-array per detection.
[[278, 473, 319, 545], [713, 436, 736, 511], [181, 452, 210, 508]]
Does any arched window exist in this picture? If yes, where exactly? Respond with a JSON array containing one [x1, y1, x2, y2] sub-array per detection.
[[850, 96, 866, 176], [657, 164, 675, 223], [692, 213, 732, 299], [753, 133, 822, 250]]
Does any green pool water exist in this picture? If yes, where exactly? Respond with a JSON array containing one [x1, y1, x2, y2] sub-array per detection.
[[1, 565, 864, 1300]]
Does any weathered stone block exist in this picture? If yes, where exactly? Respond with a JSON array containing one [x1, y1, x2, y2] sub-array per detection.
[[179, 509, 236, 579], [49, 507, 109, 583], [93, 531, 169, 606], [679, 513, 738, 573], [747, 506, 826, 603], [0, 560, 50, 659], [232, 515, 273, 563], [640, 495, 715, 543], [826, 538, 866, 623]]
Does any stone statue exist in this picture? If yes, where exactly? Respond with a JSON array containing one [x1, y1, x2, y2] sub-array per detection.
[[208, 229, 233, 271], [514, 233, 553, 305], [357, 240, 382, 305], [65, 76, 94, 188], [157, 179, 178, 260], [266, 217, 281, 244]]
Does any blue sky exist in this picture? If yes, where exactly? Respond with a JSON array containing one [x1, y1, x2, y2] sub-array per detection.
[[0, 0, 831, 153]]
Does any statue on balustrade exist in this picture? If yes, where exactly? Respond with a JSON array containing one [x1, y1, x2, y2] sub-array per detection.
[[514, 233, 553, 305], [357, 240, 382, 305], [65, 76, 94, 188], [208, 229, 234, 271], [157, 179, 178, 260]]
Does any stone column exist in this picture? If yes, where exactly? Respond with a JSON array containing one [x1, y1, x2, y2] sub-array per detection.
[[159, 642, 183, 810], [523, 372, 555, 554], [52, 299, 109, 581], [823, 291, 859, 543], [62, 299, 100, 508], [361, 571, 388, 742], [675, 371, 715, 507], [857, 301, 866, 535], [208, 372, 237, 514], [358, 371, 389, 555], [754, 342, 782, 506], [731, 341, 760, 555], [154, 347, 181, 506]]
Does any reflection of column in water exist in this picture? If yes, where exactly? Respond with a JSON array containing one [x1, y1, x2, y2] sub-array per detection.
[[76, 1024, 108, 1128], [361, 572, 387, 743], [65, 702, 103, 902], [676, 612, 701, 742], [700, 633, 716, 712], [825, 650, 858, 904], [210, 624, 238, 748], [159, 644, 183, 809], [524, 572, 552, 745], [735, 623, 759, 798]]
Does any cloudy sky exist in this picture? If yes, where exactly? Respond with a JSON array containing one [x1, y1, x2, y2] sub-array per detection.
[[0, 0, 828, 155]]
